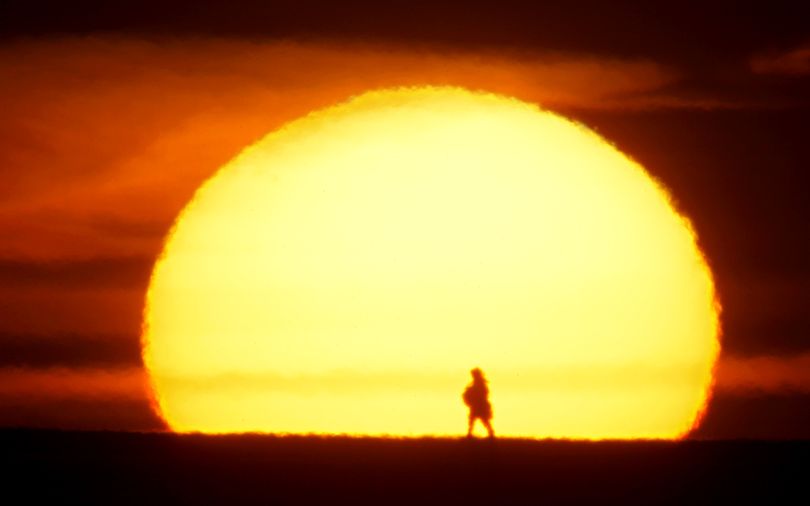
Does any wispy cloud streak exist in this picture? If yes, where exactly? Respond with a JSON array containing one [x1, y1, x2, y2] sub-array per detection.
[[714, 353, 810, 394], [750, 42, 810, 76]]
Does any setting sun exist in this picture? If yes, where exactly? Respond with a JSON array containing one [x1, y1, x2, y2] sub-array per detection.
[[142, 87, 720, 439]]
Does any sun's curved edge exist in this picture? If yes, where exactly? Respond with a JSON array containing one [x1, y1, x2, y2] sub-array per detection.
[[140, 85, 722, 439]]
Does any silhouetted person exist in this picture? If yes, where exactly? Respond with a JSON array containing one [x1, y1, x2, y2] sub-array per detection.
[[462, 367, 494, 438]]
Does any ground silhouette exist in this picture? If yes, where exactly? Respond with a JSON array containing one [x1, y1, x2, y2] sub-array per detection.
[[3, 430, 807, 504]]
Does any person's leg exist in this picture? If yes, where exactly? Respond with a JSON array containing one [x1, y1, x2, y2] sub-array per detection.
[[483, 418, 495, 438], [467, 414, 475, 437]]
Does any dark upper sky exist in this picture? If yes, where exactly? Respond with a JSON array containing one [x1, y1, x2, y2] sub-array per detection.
[[0, 0, 808, 437], [1, 1, 807, 58]]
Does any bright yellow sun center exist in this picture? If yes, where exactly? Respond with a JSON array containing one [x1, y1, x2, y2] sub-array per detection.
[[143, 87, 720, 439]]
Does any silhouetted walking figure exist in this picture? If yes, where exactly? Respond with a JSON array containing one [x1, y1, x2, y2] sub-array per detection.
[[462, 368, 494, 438]]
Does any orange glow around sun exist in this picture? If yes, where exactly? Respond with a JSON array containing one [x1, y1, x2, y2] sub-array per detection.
[[142, 87, 720, 439]]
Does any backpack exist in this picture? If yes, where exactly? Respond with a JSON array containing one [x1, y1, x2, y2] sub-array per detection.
[[462, 386, 474, 407]]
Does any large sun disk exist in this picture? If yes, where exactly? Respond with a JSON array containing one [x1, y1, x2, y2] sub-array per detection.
[[143, 87, 719, 439]]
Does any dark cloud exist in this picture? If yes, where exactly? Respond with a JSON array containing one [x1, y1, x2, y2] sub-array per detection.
[[0, 364, 163, 430], [691, 393, 810, 439], [0, 333, 142, 368], [714, 354, 810, 395], [0, 256, 153, 289], [751, 42, 810, 76], [718, 277, 809, 357], [722, 313, 810, 357], [1, 1, 808, 67], [0, 397, 164, 431]]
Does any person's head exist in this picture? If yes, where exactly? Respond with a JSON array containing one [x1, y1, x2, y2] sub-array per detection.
[[471, 368, 484, 380]]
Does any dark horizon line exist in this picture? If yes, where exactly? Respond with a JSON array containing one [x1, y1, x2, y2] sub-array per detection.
[[3, 427, 809, 443]]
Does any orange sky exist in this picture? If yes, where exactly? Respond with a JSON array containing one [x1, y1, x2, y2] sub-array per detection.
[[0, 37, 807, 433]]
